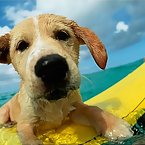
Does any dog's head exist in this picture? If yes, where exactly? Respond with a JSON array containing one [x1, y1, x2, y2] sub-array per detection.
[[0, 14, 107, 101]]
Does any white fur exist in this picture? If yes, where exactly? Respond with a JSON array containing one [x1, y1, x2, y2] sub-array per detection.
[[26, 17, 42, 72]]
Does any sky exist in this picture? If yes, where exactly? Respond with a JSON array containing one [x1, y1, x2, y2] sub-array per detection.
[[0, 0, 145, 93]]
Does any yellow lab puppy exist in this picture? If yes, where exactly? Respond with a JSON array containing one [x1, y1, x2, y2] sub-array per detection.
[[0, 14, 133, 145]]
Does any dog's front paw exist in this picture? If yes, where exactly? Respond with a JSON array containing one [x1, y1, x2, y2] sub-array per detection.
[[105, 119, 133, 140]]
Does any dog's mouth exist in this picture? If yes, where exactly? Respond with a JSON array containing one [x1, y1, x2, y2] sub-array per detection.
[[42, 84, 79, 101], [45, 89, 68, 101]]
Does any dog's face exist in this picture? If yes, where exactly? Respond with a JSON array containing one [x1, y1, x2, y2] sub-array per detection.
[[10, 14, 81, 100], [0, 14, 108, 101]]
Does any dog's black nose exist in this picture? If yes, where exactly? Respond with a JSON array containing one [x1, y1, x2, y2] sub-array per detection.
[[35, 54, 69, 85]]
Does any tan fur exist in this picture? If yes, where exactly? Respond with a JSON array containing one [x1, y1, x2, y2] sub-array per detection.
[[0, 14, 132, 145]]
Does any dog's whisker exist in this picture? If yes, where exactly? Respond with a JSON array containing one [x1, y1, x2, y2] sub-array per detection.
[[81, 74, 95, 88]]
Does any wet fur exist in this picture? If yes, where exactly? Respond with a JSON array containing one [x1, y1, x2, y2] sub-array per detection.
[[0, 14, 133, 145]]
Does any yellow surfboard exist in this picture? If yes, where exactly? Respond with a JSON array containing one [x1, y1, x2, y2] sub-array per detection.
[[0, 63, 145, 145]]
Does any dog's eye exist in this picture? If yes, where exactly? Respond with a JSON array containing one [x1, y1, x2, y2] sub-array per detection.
[[55, 30, 70, 41], [16, 40, 29, 52]]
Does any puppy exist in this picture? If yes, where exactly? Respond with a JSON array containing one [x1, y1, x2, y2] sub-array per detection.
[[0, 14, 133, 145]]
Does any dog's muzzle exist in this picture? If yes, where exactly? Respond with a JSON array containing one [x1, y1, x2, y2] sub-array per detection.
[[34, 54, 69, 100]]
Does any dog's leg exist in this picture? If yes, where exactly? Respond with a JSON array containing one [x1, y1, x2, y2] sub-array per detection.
[[17, 122, 43, 145], [70, 102, 133, 140], [0, 103, 10, 124]]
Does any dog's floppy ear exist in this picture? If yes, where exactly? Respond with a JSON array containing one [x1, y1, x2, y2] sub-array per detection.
[[71, 24, 108, 69], [0, 33, 11, 64]]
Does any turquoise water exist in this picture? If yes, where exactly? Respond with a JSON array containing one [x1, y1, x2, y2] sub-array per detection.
[[80, 58, 144, 101], [0, 92, 14, 107], [0, 59, 145, 144]]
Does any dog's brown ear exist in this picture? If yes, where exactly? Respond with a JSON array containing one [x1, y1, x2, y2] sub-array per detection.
[[71, 25, 108, 69], [0, 33, 11, 64]]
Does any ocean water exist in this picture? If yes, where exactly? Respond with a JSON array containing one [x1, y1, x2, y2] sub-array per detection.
[[0, 59, 145, 144], [80, 58, 144, 101]]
